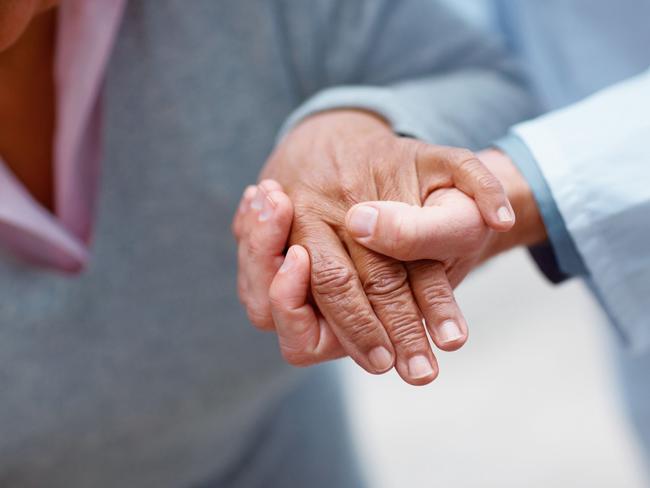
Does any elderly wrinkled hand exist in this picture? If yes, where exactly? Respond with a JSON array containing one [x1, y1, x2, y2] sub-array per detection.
[[233, 110, 514, 385]]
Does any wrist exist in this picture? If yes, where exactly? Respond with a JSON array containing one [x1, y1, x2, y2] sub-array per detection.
[[263, 108, 392, 183], [291, 108, 392, 141], [478, 148, 547, 259]]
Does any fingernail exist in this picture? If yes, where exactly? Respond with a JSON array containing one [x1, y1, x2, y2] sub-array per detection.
[[348, 206, 378, 237], [438, 320, 463, 344], [497, 206, 513, 223], [368, 346, 393, 372], [240, 186, 257, 213], [279, 248, 296, 274], [251, 187, 265, 211], [258, 194, 275, 222], [408, 355, 434, 379]]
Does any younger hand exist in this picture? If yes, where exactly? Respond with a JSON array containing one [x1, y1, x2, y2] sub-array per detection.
[[343, 148, 547, 271]]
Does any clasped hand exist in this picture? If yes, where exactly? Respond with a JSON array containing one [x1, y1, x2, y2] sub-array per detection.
[[233, 110, 514, 385]]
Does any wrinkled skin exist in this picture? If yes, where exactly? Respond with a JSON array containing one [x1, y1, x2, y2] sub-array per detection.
[[235, 109, 514, 385]]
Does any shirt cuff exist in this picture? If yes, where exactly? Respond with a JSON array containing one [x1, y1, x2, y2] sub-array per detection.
[[494, 133, 588, 283], [277, 86, 430, 143]]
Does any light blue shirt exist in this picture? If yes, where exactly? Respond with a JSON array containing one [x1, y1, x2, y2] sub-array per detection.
[[491, 0, 650, 110], [487, 0, 650, 455], [484, 0, 650, 353]]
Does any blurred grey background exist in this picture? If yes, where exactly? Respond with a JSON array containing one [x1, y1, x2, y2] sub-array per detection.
[[341, 251, 649, 487]]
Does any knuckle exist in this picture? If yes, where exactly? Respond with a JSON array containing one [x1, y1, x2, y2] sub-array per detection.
[[245, 237, 266, 257], [477, 173, 503, 194], [457, 156, 503, 193], [334, 300, 386, 351], [311, 258, 355, 297], [292, 192, 314, 212], [311, 256, 387, 349], [391, 322, 428, 353], [292, 203, 335, 235], [365, 286, 425, 352], [338, 179, 366, 204], [363, 261, 409, 299], [457, 155, 484, 176], [344, 313, 384, 345], [452, 148, 478, 165], [419, 280, 455, 309]]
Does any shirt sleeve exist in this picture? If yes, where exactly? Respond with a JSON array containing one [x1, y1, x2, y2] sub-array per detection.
[[276, 0, 535, 150], [510, 68, 650, 352], [494, 134, 588, 284]]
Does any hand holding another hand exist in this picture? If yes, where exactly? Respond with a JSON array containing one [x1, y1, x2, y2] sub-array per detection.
[[233, 110, 518, 385]]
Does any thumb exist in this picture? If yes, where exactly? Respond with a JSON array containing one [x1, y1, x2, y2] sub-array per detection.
[[345, 198, 483, 261]]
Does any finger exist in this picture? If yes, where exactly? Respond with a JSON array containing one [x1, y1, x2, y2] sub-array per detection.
[[346, 240, 438, 385], [247, 179, 284, 226], [406, 261, 469, 352], [238, 179, 285, 302], [345, 198, 484, 262], [240, 183, 267, 243], [269, 245, 345, 366], [417, 146, 515, 232], [235, 185, 259, 306], [232, 185, 257, 241], [295, 220, 395, 375], [242, 185, 293, 330], [237, 239, 250, 306]]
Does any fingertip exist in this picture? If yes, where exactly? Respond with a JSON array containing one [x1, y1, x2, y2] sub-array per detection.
[[277, 245, 310, 277], [287, 244, 310, 266], [497, 203, 516, 225], [480, 200, 516, 233], [244, 184, 258, 199], [398, 354, 440, 386], [367, 345, 396, 374], [432, 319, 469, 352], [436, 334, 468, 352], [265, 189, 293, 228], [408, 367, 439, 386]]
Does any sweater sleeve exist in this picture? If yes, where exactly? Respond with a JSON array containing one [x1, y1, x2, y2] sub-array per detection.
[[275, 0, 535, 149]]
